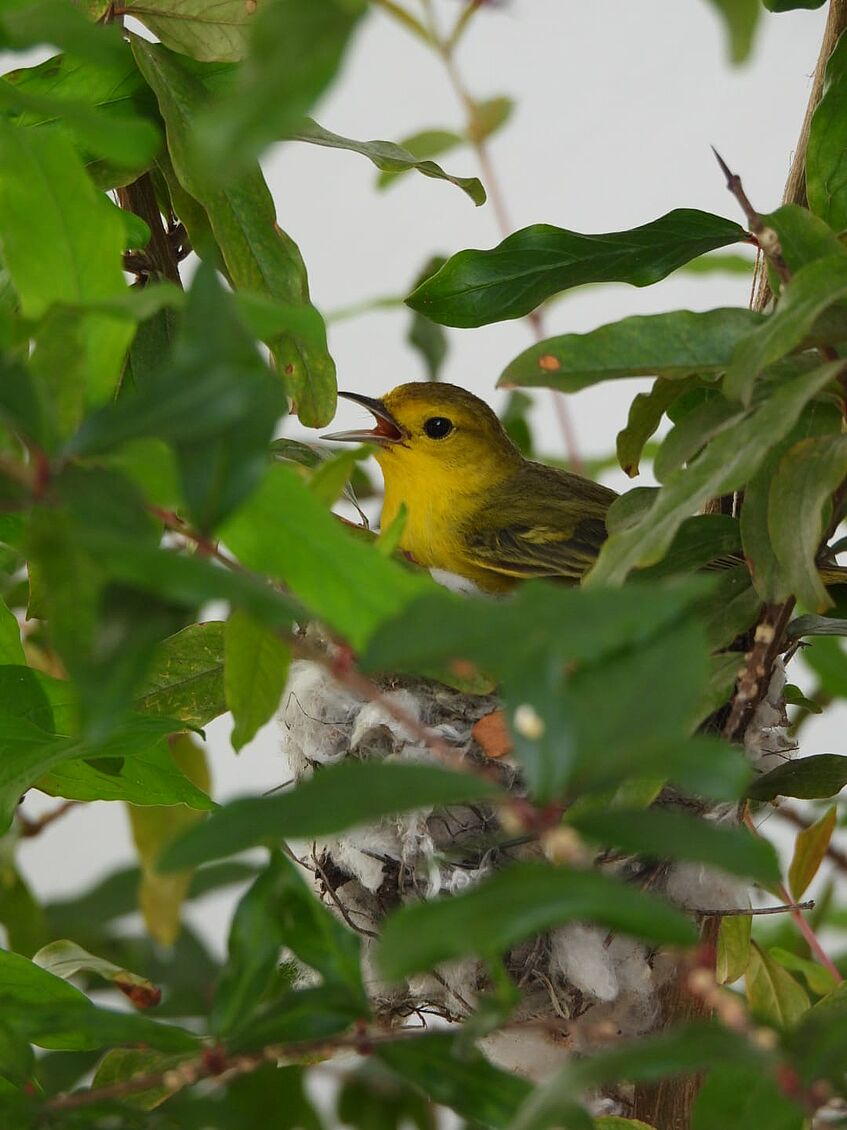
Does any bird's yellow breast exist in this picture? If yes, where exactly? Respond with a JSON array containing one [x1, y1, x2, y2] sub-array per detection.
[[376, 444, 510, 588]]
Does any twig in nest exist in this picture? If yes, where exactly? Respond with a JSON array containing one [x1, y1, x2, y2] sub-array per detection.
[[692, 900, 814, 918], [311, 848, 378, 938]]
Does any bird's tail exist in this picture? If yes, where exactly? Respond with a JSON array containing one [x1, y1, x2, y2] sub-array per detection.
[[818, 563, 847, 587]]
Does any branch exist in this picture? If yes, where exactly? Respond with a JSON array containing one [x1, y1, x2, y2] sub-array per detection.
[[16, 801, 77, 838], [418, 0, 582, 471], [693, 900, 814, 918], [752, 0, 847, 311], [116, 172, 183, 287], [712, 147, 790, 286], [723, 601, 795, 742], [743, 812, 842, 984], [42, 1025, 429, 1113]]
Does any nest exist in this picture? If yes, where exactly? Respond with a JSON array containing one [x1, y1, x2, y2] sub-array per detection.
[[276, 635, 791, 1082]]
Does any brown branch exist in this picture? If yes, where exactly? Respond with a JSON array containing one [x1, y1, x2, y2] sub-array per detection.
[[723, 600, 795, 741], [693, 900, 814, 918], [743, 812, 842, 983], [116, 172, 183, 287], [42, 1025, 430, 1113], [419, 0, 582, 472], [712, 147, 791, 286], [17, 801, 77, 838], [752, 0, 847, 311]]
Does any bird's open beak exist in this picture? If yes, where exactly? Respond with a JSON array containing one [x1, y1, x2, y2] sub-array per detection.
[[322, 391, 407, 446]]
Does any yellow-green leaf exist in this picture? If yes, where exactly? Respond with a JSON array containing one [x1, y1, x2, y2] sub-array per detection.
[[716, 913, 752, 984], [128, 733, 211, 946], [745, 942, 810, 1027], [788, 805, 836, 899]]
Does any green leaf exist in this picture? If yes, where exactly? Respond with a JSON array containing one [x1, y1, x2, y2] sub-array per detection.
[[745, 942, 810, 1027], [377, 864, 696, 982], [0, 863, 51, 959], [288, 119, 484, 206], [365, 581, 712, 799], [769, 947, 838, 997], [653, 394, 745, 483], [408, 211, 746, 328], [128, 733, 212, 945], [587, 361, 844, 586], [132, 37, 337, 427], [716, 913, 751, 984], [740, 400, 843, 602], [376, 127, 463, 189], [724, 256, 847, 403], [769, 434, 847, 612], [225, 611, 291, 752], [70, 533, 302, 632], [120, 0, 259, 61], [40, 734, 214, 811], [220, 463, 430, 650], [159, 761, 498, 870], [211, 852, 299, 1036], [0, 1, 127, 67], [568, 808, 780, 885], [783, 682, 822, 713], [692, 1064, 804, 1130], [3, 47, 161, 189], [788, 613, 847, 638], [788, 805, 836, 899], [470, 95, 514, 142], [0, 120, 132, 404], [634, 514, 742, 581], [616, 377, 689, 477], [166, 1063, 323, 1127], [747, 753, 847, 800], [194, 2, 366, 178], [501, 308, 762, 391], [702, 0, 760, 64], [0, 1018, 34, 1087], [0, 717, 74, 833], [338, 1061, 436, 1130], [363, 579, 706, 678], [0, 947, 196, 1051], [510, 1024, 758, 1130], [0, 598, 23, 666], [808, 26, 847, 232], [0, 352, 49, 449], [763, 0, 825, 8], [763, 203, 847, 274], [89, 1048, 180, 1111], [69, 263, 286, 532], [377, 1034, 530, 1130], [407, 255, 449, 381], [136, 622, 226, 729], [32, 941, 160, 1009]]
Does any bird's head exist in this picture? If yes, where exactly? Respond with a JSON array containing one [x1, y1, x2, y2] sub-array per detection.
[[323, 382, 522, 493]]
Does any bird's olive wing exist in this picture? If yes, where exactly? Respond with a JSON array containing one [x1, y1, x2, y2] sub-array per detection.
[[462, 517, 608, 583]]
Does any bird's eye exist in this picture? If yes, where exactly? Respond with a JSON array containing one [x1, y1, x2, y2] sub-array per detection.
[[423, 416, 453, 439]]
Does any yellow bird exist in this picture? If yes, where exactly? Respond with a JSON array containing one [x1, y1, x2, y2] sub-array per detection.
[[324, 382, 617, 594]]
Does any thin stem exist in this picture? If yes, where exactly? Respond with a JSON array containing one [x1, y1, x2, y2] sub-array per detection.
[[743, 812, 842, 983], [43, 1025, 431, 1113], [696, 900, 814, 918], [17, 801, 78, 838], [420, 0, 582, 471]]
